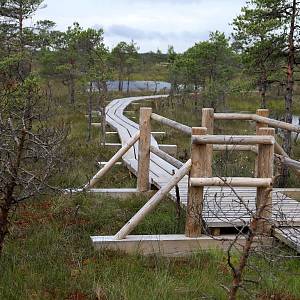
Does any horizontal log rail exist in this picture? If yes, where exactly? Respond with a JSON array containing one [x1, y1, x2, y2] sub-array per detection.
[[192, 135, 275, 145], [275, 154, 300, 176], [252, 114, 300, 133], [190, 177, 273, 187], [150, 113, 192, 135], [84, 131, 140, 189], [214, 112, 300, 133], [152, 112, 300, 136], [150, 145, 184, 169], [213, 145, 257, 152], [214, 113, 253, 120]]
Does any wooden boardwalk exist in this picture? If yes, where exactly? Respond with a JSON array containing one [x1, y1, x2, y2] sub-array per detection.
[[105, 95, 300, 229]]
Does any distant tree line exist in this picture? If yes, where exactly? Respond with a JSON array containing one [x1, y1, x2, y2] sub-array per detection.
[[168, 31, 238, 109]]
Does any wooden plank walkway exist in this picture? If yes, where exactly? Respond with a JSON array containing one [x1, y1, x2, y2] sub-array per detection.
[[274, 227, 300, 252], [105, 96, 300, 229]]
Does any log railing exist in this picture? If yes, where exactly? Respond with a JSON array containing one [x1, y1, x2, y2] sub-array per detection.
[[150, 108, 300, 176], [214, 108, 300, 177], [215, 111, 300, 133], [113, 127, 276, 240], [85, 105, 299, 241], [150, 112, 192, 135], [186, 126, 275, 237], [114, 159, 192, 240], [84, 106, 187, 192], [84, 131, 141, 189]]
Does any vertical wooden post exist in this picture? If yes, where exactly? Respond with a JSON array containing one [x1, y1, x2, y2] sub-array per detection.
[[137, 107, 152, 192], [255, 109, 269, 177], [255, 109, 269, 134], [256, 127, 275, 235], [101, 107, 106, 146], [185, 127, 208, 237], [202, 108, 214, 176]]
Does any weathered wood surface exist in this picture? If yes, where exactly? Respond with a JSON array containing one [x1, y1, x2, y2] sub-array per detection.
[[91, 234, 269, 256], [137, 108, 152, 192], [85, 131, 140, 189], [186, 127, 208, 237], [87, 188, 155, 198], [214, 112, 300, 133], [190, 177, 272, 187], [91, 123, 102, 127], [202, 109, 214, 177], [104, 96, 300, 229], [114, 160, 192, 240], [158, 144, 177, 156], [256, 127, 275, 234], [213, 145, 256, 152], [274, 227, 300, 253], [192, 135, 275, 145], [252, 114, 300, 133], [275, 154, 300, 172], [98, 161, 122, 166], [105, 143, 122, 147], [151, 112, 192, 135], [150, 145, 183, 169], [214, 113, 253, 120]]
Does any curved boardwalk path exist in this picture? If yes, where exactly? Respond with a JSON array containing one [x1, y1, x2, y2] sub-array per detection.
[[106, 95, 176, 186], [105, 95, 300, 230]]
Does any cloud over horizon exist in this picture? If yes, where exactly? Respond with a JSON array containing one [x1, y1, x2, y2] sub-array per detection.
[[33, 0, 247, 53]]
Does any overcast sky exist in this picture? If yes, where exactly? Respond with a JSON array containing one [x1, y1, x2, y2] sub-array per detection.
[[32, 0, 247, 53]]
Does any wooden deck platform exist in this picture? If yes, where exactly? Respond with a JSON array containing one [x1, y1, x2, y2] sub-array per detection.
[[105, 96, 300, 230]]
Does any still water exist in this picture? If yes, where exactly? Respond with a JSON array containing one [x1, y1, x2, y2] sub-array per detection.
[[106, 80, 171, 92]]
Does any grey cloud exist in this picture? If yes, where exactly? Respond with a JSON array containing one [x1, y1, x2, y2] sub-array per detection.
[[105, 25, 162, 40], [103, 24, 209, 42]]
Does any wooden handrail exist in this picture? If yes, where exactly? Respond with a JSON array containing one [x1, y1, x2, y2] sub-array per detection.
[[214, 112, 300, 133], [214, 113, 254, 120], [274, 154, 300, 176], [150, 113, 192, 135], [275, 142, 288, 157], [192, 135, 275, 145], [151, 111, 300, 136], [150, 145, 184, 169], [213, 145, 257, 152], [114, 159, 192, 240], [84, 131, 140, 189], [190, 177, 272, 187], [252, 114, 300, 133]]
